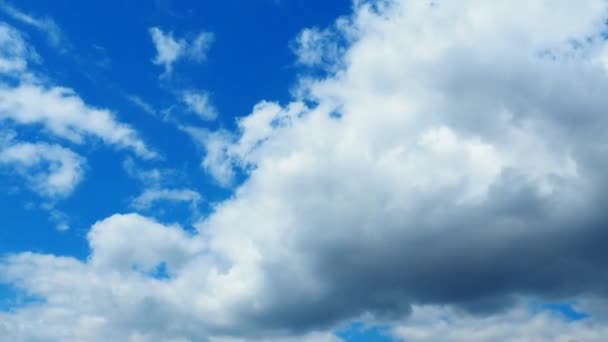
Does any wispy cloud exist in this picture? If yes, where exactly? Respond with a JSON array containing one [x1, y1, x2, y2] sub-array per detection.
[[181, 89, 217, 120], [127, 95, 157, 116], [0, 84, 158, 159], [0, 1, 66, 50], [149, 27, 214, 77], [131, 188, 201, 210], [0, 22, 37, 76]]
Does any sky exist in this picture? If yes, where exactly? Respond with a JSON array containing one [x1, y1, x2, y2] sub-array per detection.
[[1, 0, 608, 341]]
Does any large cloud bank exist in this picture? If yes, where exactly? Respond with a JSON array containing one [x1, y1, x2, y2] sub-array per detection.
[[3, 0, 608, 341]]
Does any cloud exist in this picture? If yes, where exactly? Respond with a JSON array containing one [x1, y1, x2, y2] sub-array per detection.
[[131, 188, 202, 210], [87, 214, 202, 273], [0, 22, 36, 75], [181, 126, 235, 187], [189, 31, 215, 62], [0, 22, 156, 159], [149, 27, 214, 77], [123, 157, 170, 185], [0, 139, 85, 198], [124, 158, 201, 218], [4, 0, 608, 341], [392, 304, 608, 342], [127, 95, 156, 116], [183, 101, 307, 187], [0, 84, 157, 159], [0, 214, 338, 341], [0, 1, 64, 49], [44, 205, 71, 231], [292, 26, 345, 69], [181, 89, 217, 120]]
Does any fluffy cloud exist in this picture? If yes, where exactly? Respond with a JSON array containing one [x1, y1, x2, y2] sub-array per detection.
[[292, 26, 346, 69], [150, 27, 214, 77], [4, 0, 608, 341], [185, 101, 307, 187], [0, 214, 334, 341], [0, 139, 85, 198]]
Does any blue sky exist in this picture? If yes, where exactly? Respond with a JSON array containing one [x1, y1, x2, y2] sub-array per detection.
[[1, 1, 608, 341]]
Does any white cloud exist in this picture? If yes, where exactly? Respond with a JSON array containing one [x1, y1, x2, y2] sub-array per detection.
[[87, 214, 202, 273], [181, 90, 217, 120], [0, 140, 85, 198], [184, 101, 307, 186], [0, 83, 157, 159], [292, 26, 345, 69], [123, 157, 169, 185], [0, 214, 337, 341], [124, 158, 202, 217], [149, 27, 214, 77], [0, 22, 36, 75], [131, 188, 202, 210], [0, 1, 64, 49], [0, 22, 156, 159], [181, 126, 235, 187], [4, 0, 608, 341], [127, 95, 156, 116], [45, 205, 71, 231], [189, 31, 215, 62], [149, 27, 182, 76]]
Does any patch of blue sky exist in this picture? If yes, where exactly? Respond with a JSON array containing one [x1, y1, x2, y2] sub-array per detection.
[[336, 321, 398, 342], [0, 284, 44, 312], [531, 301, 589, 321]]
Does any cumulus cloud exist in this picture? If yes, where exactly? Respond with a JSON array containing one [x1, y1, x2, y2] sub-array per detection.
[[4, 0, 608, 341], [149, 27, 214, 77]]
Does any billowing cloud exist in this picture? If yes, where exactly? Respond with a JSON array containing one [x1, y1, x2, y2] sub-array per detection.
[[3, 0, 608, 341], [149, 27, 214, 77]]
